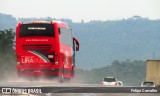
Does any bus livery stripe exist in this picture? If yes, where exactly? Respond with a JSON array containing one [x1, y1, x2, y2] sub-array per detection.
[[28, 51, 50, 63]]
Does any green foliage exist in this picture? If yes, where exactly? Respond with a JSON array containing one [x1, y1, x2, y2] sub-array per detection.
[[0, 29, 16, 81], [0, 29, 15, 53]]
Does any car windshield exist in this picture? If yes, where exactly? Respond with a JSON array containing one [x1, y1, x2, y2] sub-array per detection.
[[143, 82, 154, 86], [104, 78, 116, 82]]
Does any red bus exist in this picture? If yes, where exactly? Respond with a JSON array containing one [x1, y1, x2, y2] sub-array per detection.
[[16, 21, 79, 82]]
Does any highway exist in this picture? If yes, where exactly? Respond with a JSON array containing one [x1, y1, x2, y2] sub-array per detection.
[[0, 79, 159, 96]]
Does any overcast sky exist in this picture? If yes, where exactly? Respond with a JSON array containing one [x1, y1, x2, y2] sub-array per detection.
[[0, 0, 160, 22]]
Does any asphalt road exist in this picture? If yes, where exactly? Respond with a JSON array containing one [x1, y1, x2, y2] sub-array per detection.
[[0, 80, 159, 96]]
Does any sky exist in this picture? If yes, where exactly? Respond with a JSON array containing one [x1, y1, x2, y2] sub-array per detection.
[[0, 0, 160, 22]]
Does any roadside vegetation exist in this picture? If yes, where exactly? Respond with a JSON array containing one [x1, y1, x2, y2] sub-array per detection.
[[0, 29, 16, 81], [75, 60, 146, 86]]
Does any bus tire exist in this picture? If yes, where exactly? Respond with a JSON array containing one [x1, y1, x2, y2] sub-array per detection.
[[59, 69, 64, 83], [59, 77, 64, 83], [64, 77, 71, 83]]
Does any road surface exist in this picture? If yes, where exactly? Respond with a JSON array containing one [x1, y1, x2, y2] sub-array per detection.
[[0, 79, 159, 96]]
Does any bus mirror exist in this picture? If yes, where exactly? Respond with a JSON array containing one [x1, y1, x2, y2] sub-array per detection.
[[73, 37, 79, 51], [58, 28, 61, 34], [76, 45, 79, 51]]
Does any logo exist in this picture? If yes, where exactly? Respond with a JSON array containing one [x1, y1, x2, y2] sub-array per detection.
[[2, 88, 11, 94]]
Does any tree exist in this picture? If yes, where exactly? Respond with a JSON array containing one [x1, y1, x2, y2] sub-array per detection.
[[0, 29, 16, 81], [0, 29, 15, 54]]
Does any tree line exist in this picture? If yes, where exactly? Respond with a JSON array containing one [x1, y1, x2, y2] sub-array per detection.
[[75, 59, 146, 86], [0, 29, 16, 81]]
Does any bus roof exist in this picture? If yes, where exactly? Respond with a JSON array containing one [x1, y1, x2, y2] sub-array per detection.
[[19, 20, 68, 28]]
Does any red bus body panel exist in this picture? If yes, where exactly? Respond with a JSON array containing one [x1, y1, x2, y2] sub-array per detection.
[[16, 21, 79, 78]]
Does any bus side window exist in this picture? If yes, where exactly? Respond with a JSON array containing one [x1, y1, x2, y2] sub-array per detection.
[[58, 28, 61, 34], [60, 28, 72, 46]]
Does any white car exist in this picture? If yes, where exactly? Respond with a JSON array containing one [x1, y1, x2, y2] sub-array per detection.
[[141, 81, 156, 87], [101, 77, 122, 86]]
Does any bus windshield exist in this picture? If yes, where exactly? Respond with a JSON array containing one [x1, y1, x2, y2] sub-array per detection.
[[20, 24, 54, 37]]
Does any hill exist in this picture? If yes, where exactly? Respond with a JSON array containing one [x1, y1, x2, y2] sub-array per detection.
[[1, 13, 160, 69], [72, 16, 160, 69], [0, 13, 17, 30]]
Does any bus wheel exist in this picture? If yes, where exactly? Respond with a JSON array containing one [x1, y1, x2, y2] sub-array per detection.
[[64, 77, 71, 83], [59, 72, 64, 83]]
